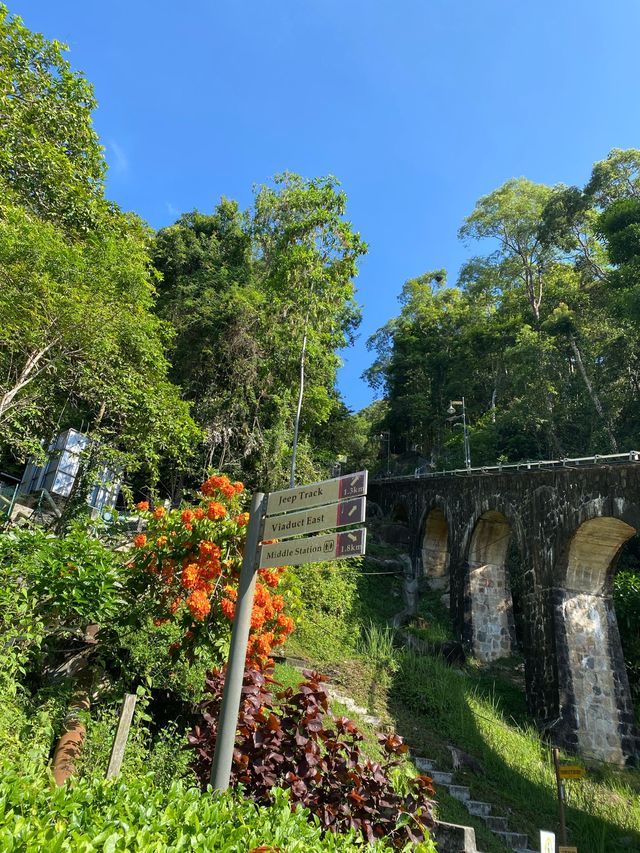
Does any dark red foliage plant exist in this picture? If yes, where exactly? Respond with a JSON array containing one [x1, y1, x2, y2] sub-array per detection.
[[187, 666, 435, 847]]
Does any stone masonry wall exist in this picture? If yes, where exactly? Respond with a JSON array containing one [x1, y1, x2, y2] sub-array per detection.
[[369, 463, 640, 764]]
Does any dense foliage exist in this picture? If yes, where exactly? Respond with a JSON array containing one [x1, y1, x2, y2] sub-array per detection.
[[152, 175, 367, 492], [189, 666, 435, 848], [0, 762, 397, 853], [367, 150, 640, 469]]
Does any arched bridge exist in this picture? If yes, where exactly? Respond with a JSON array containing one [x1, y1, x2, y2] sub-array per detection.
[[369, 453, 640, 766]]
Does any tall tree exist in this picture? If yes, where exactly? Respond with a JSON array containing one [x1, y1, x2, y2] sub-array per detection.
[[153, 175, 366, 490], [0, 5, 105, 233]]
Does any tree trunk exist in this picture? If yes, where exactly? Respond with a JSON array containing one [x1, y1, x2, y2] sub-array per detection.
[[0, 342, 57, 421], [569, 337, 617, 452]]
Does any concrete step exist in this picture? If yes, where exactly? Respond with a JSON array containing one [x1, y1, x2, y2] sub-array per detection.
[[447, 784, 471, 802], [494, 831, 530, 850], [465, 800, 492, 817], [414, 756, 436, 772], [483, 815, 509, 833], [431, 770, 454, 785]]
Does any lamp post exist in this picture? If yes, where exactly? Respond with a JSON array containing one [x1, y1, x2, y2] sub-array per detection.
[[447, 398, 471, 471], [379, 431, 391, 476]]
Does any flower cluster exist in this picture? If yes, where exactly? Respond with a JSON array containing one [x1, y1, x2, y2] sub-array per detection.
[[130, 474, 293, 667]]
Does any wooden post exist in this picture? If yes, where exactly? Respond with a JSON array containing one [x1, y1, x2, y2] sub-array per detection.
[[552, 747, 568, 845], [106, 693, 137, 779]]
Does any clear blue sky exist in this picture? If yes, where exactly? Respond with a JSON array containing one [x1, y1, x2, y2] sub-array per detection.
[[14, 0, 640, 411]]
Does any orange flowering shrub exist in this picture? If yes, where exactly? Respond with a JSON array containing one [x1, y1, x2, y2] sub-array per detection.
[[129, 474, 294, 667]]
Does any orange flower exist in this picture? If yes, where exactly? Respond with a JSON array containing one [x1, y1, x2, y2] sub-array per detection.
[[254, 583, 269, 607], [221, 482, 236, 498], [156, 535, 168, 547], [181, 509, 195, 524], [201, 474, 231, 496], [200, 560, 221, 581], [235, 512, 250, 527], [272, 595, 284, 612], [181, 563, 200, 590], [207, 501, 226, 520], [153, 617, 169, 627], [259, 569, 280, 588], [136, 500, 149, 511], [194, 507, 205, 520], [233, 481, 244, 494], [250, 606, 266, 631], [170, 597, 183, 614], [277, 614, 294, 633], [134, 534, 147, 548], [220, 597, 236, 620], [153, 506, 166, 520], [199, 540, 221, 559], [186, 588, 211, 621]]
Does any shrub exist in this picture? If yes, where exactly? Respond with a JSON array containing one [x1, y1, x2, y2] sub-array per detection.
[[188, 666, 435, 848], [0, 760, 394, 852], [0, 523, 123, 631], [126, 474, 294, 669], [286, 560, 360, 662]]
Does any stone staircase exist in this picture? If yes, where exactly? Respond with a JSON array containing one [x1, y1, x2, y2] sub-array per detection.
[[415, 757, 537, 853]]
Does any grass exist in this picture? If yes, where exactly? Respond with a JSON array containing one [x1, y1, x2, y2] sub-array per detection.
[[282, 551, 640, 853]]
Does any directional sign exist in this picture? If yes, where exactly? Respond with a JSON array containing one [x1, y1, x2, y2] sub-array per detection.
[[263, 496, 366, 541], [265, 471, 367, 517], [559, 765, 586, 780], [259, 527, 366, 569]]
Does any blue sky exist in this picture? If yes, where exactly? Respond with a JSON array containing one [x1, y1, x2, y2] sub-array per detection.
[[15, 0, 640, 411]]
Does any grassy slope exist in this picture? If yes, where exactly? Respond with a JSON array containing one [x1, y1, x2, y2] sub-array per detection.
[[281, 544, 640, 853]]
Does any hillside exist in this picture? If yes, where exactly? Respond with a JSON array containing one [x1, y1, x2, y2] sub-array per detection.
[[280, 539, 640, 853]]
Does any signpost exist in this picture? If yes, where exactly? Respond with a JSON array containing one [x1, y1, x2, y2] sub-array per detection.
[[210, 472, 368, 792], [259, 527, 366, 568], [265, 470, 367, 516], [262, 496, 366, 541]]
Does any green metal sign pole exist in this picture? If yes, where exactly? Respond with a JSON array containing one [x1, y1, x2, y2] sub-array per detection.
[[210, 491, 266, 791]]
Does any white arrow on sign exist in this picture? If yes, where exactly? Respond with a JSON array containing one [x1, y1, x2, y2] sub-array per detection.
[[263, 496, 366, 541], [265, 471, 367, 517], [259, 527, 367, 569]]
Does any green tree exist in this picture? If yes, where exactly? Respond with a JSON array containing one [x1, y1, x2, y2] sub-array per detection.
[[153, 174, 366, 491], [0, 5, 105, 233], [0, 195, 199, 474]]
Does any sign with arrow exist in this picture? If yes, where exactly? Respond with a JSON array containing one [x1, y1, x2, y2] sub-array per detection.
[[259, 528, 367, 569], [263, 496, 366, 541], [265, 471, 368, 516]]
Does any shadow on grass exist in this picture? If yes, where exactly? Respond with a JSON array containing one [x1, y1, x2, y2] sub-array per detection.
[[387, 649, 640, 853]]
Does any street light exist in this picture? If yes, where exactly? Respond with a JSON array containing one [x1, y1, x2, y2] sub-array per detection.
[[447, 398, 471, 471], [379, 431, 391, 476]]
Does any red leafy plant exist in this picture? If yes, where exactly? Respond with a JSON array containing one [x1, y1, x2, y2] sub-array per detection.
[[188, 666, 435, 847]]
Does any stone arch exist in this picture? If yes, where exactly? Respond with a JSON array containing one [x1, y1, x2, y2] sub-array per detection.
[[420, 505, 450, 589], [556, 515, 640, 764], [467, 510, 516, 662]]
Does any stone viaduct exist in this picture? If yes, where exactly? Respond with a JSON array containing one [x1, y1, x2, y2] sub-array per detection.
[[368, 459, 640, 766]]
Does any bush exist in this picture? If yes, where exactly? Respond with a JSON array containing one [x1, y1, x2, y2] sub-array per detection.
[[0, 523, 123, 631], [188, 666, 436, 849], [0, 761, 395, 852], [614, 568, 640, 714], [286, 560, 360, 662]]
